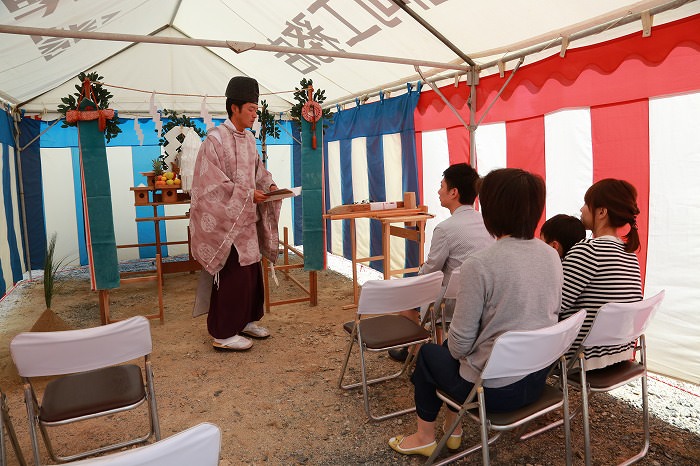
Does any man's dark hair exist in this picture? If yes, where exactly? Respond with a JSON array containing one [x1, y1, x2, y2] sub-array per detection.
[[479, 168, 546, 239], [226, 98, 247, 118], [442, 163, 480, 205], [540, 214, 586, 257]]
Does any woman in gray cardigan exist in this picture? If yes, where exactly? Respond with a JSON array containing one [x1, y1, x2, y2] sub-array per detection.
[[389, 168, 563, 457]]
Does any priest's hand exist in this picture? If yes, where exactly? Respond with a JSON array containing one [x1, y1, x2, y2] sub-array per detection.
[[253, 189, 269, 203]]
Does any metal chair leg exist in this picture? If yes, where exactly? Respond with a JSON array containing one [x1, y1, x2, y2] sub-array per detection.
[[561, 357, 573, 466], [2, 391, 28, 466], [145, 359, 161, 441], [477, 388, 490, 465], [580, 357, 592, 466], [337, 329, 358, 389], [22, 385, 42, 466]]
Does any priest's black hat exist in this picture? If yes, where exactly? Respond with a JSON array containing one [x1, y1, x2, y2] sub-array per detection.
[[225, 76, 259, 103]]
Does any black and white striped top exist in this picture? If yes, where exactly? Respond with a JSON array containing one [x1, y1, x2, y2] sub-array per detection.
[[559, 236, 643, 369]]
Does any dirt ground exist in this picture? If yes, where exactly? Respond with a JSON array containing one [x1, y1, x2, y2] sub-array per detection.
[[1, 260, 699, 465]]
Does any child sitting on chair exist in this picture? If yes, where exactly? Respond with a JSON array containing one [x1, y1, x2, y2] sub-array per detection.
[[540, 214, 586, 259]]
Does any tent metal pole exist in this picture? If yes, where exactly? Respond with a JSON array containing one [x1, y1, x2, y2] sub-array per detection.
[[0, 24, 470, 73], [475, 58, 524, 128], [11, 110, 33, 281], [468, 70, 478, 169], [19, 120, 61, 151], [391, 0, 477, 67], [414, 66, 470, 133]]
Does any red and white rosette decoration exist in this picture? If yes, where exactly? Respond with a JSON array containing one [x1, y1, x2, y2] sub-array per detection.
[[301, 90, 322, 149]]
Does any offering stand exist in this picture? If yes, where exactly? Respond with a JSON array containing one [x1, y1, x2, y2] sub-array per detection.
[[323, 193, 433, 309]]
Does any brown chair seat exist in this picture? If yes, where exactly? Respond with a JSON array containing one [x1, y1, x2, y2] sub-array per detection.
[[10, 316, 161, 464], [439, 384, 563, 428], [40, 365, 145, 423], [343, 315, 431, 349], [338, 272, 445, 422], [568, 360, 644, 390], [483, 384, 563, 427]]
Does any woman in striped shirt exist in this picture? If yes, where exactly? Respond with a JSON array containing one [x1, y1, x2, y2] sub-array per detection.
[[560, 178, 643, 370]]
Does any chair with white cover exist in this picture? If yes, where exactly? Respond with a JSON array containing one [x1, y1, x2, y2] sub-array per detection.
[[61, 423, 220, 466], [567, 290, 665, 466], [338, 271, 444, 421], [1, 385, 27, 466], [426, 310, 587, 466], [10, 316, 161, 464], [431, 268, 461, 342]]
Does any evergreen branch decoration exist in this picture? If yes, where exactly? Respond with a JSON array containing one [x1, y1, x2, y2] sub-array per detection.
[[57, 71, 122, 143], [289, 78, 334, 130], [256, 100, 280, 142], [255, 100, 280, 164]]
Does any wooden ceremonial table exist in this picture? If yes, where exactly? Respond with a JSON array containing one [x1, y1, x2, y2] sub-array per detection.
[[323, 206, 434, 309]]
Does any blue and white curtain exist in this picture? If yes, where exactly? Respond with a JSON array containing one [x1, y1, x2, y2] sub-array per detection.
[[0, 108, 26, 296], [323, 88, 421, 274], [32, 117, 297, 269]]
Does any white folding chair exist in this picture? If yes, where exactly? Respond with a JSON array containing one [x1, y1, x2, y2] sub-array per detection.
[[61, 423, 220, 466], [426, 310, 587, 466], [568, 290, 665, 466], [432, 268, 461, 342], [1, 386, 27, 466], [338, 271, 444, 421], [10, 316, 161, 464]]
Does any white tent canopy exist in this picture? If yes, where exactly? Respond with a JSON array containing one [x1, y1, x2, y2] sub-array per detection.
[[1, 0, 698, 118]]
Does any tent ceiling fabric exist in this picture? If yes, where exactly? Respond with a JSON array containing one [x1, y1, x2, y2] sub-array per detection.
[[1, 0, 698, 117]]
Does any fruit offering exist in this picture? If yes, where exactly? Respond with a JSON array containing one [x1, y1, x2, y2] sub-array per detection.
[[154, 172, 179, 188]]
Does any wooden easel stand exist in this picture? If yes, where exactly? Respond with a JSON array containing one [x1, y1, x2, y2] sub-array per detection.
[[262, 227, 318, 312]]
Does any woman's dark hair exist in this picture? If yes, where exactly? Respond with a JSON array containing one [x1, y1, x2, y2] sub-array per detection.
[[442, 163, 481, 205], [225, 98, 246, 118], [584, 178, 640, 252], [540, 214, 586, 256], [479, 168, 546, 239]]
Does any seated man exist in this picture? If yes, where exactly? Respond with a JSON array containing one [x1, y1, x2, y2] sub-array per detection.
[[540, 214, 586, 259], [390, 163, 493, 362]]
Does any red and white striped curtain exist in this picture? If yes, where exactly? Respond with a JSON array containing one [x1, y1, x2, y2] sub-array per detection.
[[414, 14, 700, 383]]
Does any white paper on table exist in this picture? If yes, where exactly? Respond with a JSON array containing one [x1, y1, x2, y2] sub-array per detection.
[[370, 201, 397, 211]]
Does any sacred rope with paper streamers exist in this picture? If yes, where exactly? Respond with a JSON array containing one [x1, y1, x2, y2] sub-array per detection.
[[133, 118, 144, 146], [150, 92, 162, 136], [200, 96, 214, 130], [251, 118, 262, 137]]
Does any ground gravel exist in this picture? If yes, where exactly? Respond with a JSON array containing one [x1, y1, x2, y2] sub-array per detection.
[[1, 256, 698, 465]]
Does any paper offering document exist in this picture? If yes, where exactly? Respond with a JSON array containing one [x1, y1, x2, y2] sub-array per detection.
[[264, 186, 302, 201]]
